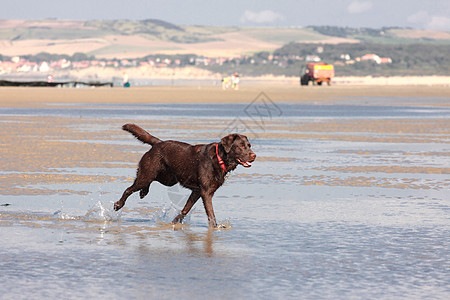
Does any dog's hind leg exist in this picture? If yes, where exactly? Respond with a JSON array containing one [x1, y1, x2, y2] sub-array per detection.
[[115, 151, 160, 211], [114, 178, 152, 211], [139, 185, 150, 199]]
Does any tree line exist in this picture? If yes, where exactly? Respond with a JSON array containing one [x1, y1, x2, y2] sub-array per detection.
[[203, 43, 450, 76]]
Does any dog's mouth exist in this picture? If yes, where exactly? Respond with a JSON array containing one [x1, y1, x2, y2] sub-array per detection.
[[237, 158, 253, 168]]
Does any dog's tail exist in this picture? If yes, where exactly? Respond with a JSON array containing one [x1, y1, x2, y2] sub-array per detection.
[[122, 124, 162, 146]]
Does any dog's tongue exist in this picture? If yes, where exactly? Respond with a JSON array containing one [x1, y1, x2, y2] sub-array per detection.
[[238, 159, 252, 167]]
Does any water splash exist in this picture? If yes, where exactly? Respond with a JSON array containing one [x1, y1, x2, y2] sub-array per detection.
[[216, 219, 232, 230], [52, 210, 79, 220], [154, 203, 192, 225], [84, 201, 121, 222]]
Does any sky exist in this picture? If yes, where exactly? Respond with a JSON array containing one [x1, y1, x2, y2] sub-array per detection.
[[2, 0, 450, 31]]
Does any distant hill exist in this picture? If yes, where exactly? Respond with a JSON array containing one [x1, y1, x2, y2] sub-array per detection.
[[2, 19, 450, 59], [2, 20, 450, 77], [308, 26, 450, 44]]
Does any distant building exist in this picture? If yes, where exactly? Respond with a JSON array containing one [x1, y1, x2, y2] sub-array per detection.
[[360, 53, 392, 64], [306, 55, 321, 62], [39, 62, 50, 73], [361, 54, 381, 64], [340, 54, 351, 61], [379, 57, 392, 64]]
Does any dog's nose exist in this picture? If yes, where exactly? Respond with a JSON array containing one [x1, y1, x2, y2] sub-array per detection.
[[250, 152, 256, 160]]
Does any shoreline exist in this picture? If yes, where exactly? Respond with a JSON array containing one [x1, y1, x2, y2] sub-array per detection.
[[2, 67, 450, 87], [0, 83, 449, 108]]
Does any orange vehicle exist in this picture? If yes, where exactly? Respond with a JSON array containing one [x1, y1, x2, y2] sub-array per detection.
[[300, 63, 334, 86]]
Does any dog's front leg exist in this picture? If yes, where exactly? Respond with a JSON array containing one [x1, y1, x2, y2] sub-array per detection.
[[201, 191, 217, 228], [172, 190, 200, 224]]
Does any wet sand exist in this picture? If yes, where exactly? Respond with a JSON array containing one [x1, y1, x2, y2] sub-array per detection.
[[1, 84, 450, 107], [1, 101, 448, 195], [1, 85, 449, 195]]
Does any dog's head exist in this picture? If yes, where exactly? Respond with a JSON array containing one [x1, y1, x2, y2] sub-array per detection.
[[220, 134, 256, 168]]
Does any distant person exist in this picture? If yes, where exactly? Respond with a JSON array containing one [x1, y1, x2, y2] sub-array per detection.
[[123, 72, 130, 88], [221, 76, 231, 90], [47, 74, 54, 83], [231, 72, 240, 90]]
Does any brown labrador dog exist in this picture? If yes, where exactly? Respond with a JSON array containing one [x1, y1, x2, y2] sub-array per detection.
[[114, 124, 256, 227]]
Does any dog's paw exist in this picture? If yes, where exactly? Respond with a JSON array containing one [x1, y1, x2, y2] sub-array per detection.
[[215, 220, 231, 230], [216, 223, 231, 229], [139, 189, 148, 199], [171, 214, 185, 224], [113, 201, 123, 211]]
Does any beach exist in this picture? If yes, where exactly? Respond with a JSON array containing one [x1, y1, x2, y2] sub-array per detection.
[[1, 83, 450, 107], [1, 84, 449, 299]]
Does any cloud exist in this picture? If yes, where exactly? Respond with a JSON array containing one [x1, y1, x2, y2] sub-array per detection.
[[347, 1, 373, 14], [407, 11, 450, 30], [407, 11, 430, 24], [427, 16, 450, 30], [240, 10, 284, 24]]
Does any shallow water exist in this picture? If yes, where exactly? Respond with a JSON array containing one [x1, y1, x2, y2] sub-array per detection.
[[1, 96, 449, 299]]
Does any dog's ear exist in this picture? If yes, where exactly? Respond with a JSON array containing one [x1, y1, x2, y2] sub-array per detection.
[[221, 134, 237, 153]]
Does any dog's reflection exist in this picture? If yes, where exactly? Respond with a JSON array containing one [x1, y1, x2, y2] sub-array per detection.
[[178, 227, 215, 256]]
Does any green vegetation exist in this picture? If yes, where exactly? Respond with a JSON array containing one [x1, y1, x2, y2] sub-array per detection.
[[16, 52, 95, 62], [308, 26, 450, 45], [273, 43, 450, 76], [203, 42, 450, 76], [0, 27, 104, 40], [197, 42, 450, 76], [0, 20, 228, 43], [85, 20, 223, 43], [308, 26, 389, 38], [239, 27, 330, 44]]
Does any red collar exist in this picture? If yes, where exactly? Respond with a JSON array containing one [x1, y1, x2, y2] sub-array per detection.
[[216, 143, 227, 173]]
